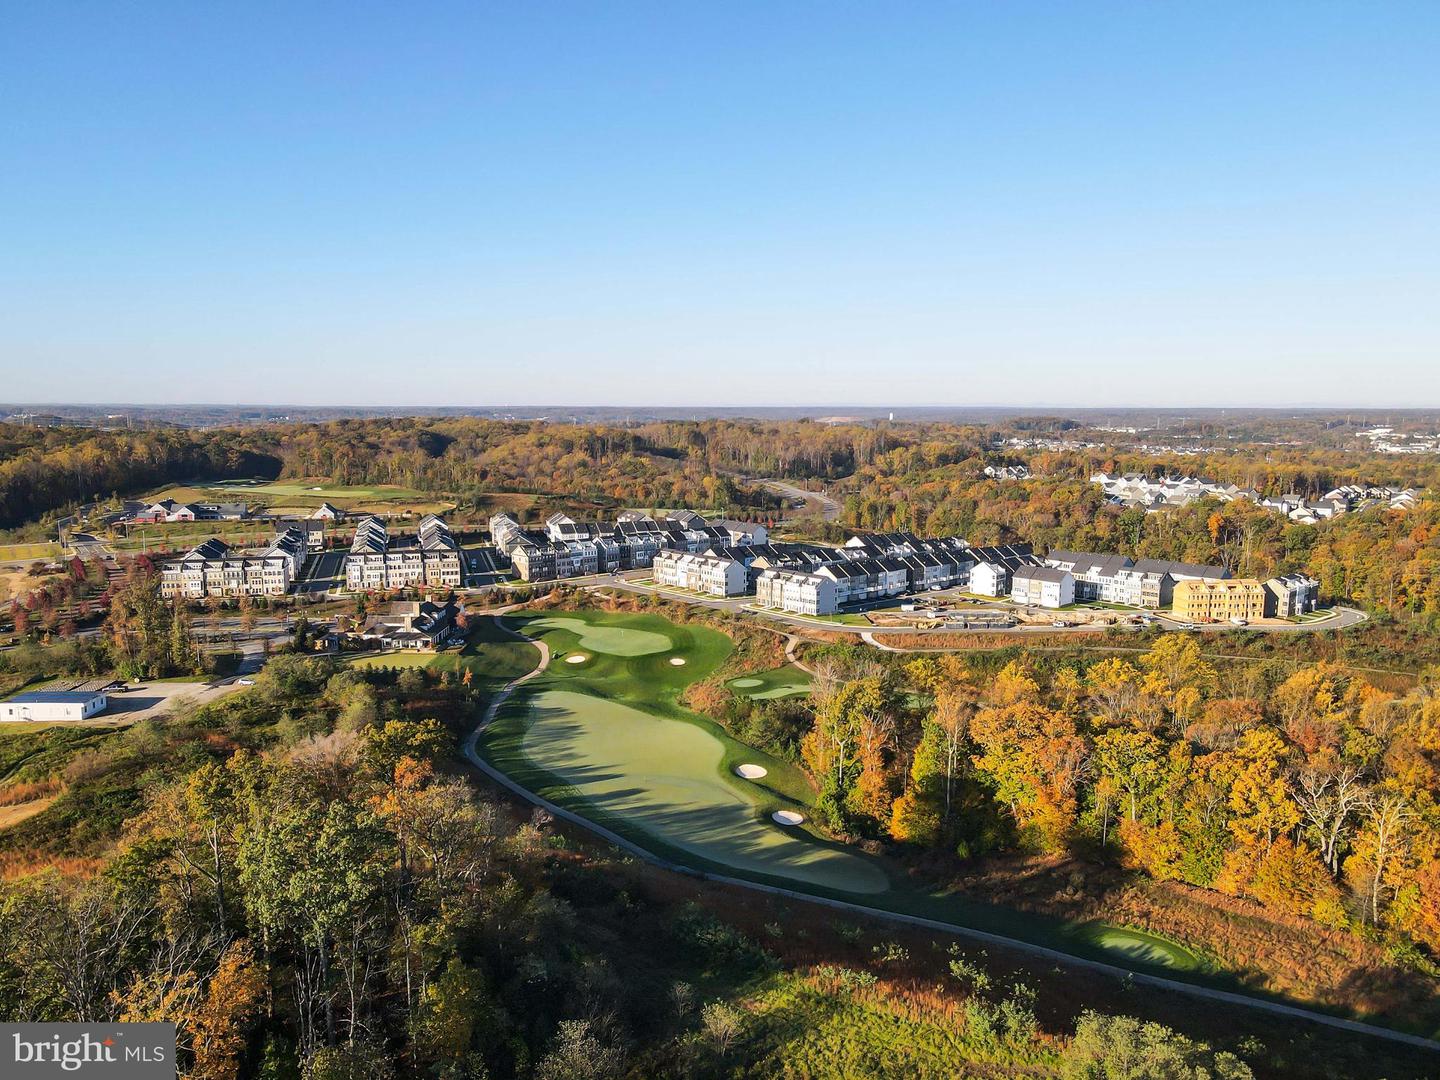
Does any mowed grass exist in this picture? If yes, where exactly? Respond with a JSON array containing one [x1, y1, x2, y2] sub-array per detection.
[[1070, 923, 1201, 971], [519, 688, 886, 893], [729, 664, 813, 700], [484, 609, 888, 893], [347, 651, 438, 670], [431, 617, 540, 693], [211, 479, 429, 500]]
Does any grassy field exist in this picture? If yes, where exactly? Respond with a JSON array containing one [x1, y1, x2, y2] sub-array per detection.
[[144, 480, 456, 518], [729, 664, 814, 700], [0, 543, 63, 562]]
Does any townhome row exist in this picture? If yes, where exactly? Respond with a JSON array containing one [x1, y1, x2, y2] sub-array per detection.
[[345, 515, 463, 591], [652, 550, 749, 596], [159, 527, 309, 598], [1040, 551, 1230, 608], [751, 539, 1038, 616], [492, 510, 771, 582], [1006, 548, 1320, 619]]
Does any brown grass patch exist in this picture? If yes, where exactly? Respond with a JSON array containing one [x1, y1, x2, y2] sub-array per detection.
[[0, 777, 64, 806], [0, 849, 103, 879]]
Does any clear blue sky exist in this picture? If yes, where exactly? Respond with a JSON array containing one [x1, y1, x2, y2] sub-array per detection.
[[2, 3, 1437, 408]]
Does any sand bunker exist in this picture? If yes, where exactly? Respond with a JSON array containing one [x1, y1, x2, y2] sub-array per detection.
[[772, 810, 805, 826], [564, 654, 589, 664], [735, 764, 768, 780], [669, 657, 687, 666]]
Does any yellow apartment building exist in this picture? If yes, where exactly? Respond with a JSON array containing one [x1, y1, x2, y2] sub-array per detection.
[[1171, 578, 1267, 622]]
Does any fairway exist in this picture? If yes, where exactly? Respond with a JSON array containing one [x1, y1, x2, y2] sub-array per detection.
[[524, 615, 674, 656], [210, 479, 427, 500], [517, 689, 888, 893]]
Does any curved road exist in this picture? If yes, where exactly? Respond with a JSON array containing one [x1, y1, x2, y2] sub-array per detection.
[[751, 477, 842, 521], [464, 618, 1438, 1054]]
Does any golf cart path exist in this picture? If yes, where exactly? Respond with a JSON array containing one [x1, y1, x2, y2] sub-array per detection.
[[463, 618, 1440, 1054]]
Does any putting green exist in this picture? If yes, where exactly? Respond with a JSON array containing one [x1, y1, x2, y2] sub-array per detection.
[[525, 616, 674, 656], [728, 665, 813, 701], [517, 689, 888, 894], [1073, 924, 1200, 970]]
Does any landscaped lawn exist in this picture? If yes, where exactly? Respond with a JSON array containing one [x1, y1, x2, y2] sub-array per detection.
[[347, 651, 438, 670], [729, 664, 813, 700]]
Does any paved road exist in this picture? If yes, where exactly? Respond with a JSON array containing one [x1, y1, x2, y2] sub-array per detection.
[[68, 533, 114, 560], [751, 477, 842, 521], [463, 621, 1440, 1054]]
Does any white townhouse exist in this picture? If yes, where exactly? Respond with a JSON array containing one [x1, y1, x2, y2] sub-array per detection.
[[814, 557, 909, 606], [652, 550, 749, 597], [755, 568, 840, 615], [345, 515, 462, 591], [1010, 565, 1075, 609], [713, 519, 769, 546], [964, 544, 1039, 596], [160, 527, 308, 599], [488, 512, 526, 555]]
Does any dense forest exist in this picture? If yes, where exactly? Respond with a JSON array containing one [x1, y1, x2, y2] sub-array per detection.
[[772, 635, 1440, 1019]]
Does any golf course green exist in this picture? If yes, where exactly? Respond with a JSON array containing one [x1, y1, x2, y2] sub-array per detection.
[[1071, 923, 1200, 969], [483, 609, 886, 892], [728, 664, 813, 700], [476, 608, 1222, 988], [525, 615, 674, 656]]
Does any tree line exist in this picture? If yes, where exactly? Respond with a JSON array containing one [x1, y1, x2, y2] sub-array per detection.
[[799, 638, 1440, 956]]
